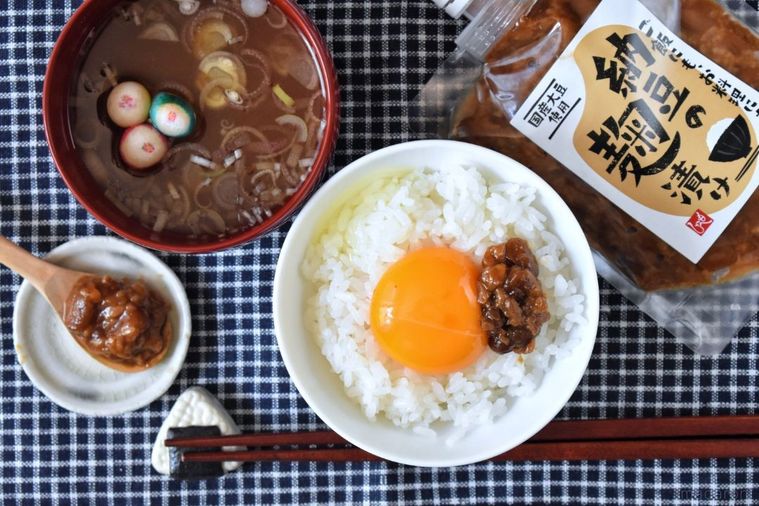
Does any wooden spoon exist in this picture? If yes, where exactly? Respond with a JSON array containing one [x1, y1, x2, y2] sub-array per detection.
[[0, 235, 171, 373]]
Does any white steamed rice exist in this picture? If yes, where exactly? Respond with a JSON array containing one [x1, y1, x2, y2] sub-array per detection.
[[302, 165, 587, 441]]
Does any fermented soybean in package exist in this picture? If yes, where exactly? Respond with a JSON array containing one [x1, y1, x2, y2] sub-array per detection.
[[417, 0, 759, 353]]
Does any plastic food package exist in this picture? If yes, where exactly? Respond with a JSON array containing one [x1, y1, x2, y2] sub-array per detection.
[[415, 0, 758, 354]]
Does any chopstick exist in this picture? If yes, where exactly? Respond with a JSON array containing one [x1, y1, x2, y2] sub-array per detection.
[[530, 415, 759, 442], [166, 430, 345, 448], [494, 438, 759, 462], [165, 415, 759, 463], [176, 438, 759, 463], [181, 447, 380, 462], [182, 438, 759, 462]]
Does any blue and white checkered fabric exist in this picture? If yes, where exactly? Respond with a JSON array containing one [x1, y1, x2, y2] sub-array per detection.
[[0, 0, 757, 504]]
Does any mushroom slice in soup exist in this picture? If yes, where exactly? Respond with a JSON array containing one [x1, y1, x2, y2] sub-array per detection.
[[139, 22, 180, 41], [196, 51, 247, 89]]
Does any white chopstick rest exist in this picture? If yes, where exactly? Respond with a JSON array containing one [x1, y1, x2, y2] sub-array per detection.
[[151, 386, 243, 475]]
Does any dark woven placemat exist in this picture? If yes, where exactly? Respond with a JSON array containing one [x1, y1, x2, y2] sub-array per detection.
[[0, 1, 757, 503]]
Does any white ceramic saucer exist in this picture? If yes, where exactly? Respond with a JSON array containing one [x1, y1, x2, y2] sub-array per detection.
[[12, 236, 191, 416]]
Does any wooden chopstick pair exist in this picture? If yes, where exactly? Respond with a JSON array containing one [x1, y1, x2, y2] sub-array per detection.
[[165, 415, 759, 463]]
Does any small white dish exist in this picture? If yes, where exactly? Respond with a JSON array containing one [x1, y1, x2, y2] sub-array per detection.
[[12, 236, 191, 416], [273, 140, 599, 467]]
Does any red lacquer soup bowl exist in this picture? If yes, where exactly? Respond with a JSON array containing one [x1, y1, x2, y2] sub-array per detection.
[[43, 0, 339, 253]]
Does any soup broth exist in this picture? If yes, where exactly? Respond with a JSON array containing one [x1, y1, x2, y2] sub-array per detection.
[[69, 0, 326, 240]]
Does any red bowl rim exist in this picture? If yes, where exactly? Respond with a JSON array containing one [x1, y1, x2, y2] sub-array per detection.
[[43, 0, 340, 253]]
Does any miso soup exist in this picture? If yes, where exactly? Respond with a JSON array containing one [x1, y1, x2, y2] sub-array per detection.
[[69, 0, 326, 240]]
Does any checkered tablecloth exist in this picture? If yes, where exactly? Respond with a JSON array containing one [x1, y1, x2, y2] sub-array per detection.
[[1, 0, 758, 504]]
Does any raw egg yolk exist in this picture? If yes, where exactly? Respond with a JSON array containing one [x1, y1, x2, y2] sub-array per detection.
[[370, 246, 486, 374]]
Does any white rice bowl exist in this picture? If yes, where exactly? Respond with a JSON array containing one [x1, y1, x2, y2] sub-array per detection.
[[302, 164, 587, 444]]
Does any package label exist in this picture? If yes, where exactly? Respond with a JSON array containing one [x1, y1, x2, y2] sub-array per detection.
[[512, 0, 758, 263]]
